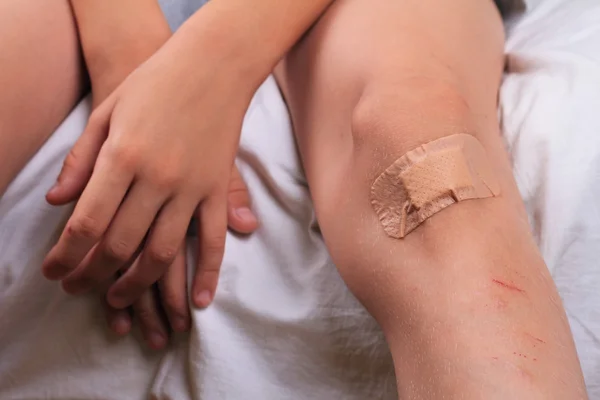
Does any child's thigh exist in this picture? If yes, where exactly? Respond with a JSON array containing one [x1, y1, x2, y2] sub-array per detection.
[[0, 0, 84, 194]]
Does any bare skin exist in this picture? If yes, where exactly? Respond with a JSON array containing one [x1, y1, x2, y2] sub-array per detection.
[[42, 0, 337, 312], [0, 0, 258, 350], [0, 0, 84, 196], [1, 0, 587, 396], [276, 0, 588, 398]]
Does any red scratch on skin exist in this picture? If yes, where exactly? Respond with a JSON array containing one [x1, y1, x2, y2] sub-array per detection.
[[525, 333, 546, 344], [492, 357, 499, 360], [492, 279, 526, 294]]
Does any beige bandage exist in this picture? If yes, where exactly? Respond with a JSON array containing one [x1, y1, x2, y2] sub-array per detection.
[[370, 134, 500, 238]]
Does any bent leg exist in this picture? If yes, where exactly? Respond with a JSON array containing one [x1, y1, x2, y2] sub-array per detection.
[[276, 0, 586, 398], [0, 0, 84, 195]]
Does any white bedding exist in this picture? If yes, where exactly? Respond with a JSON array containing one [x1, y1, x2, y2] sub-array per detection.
[[1, 0, 599, 398], [501, 0, 600, 395]]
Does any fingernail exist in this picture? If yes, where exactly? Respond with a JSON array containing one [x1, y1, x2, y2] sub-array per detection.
[[235, 207, 258, 224], [148, 332, 166, 350], [112, 315, 131, 336], [195, 290, 213, 308]]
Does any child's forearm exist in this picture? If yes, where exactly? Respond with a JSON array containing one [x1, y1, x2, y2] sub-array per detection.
[[71, 0, 334, 103], [159, 0, 335, 95], [69, 0, 171, 101]]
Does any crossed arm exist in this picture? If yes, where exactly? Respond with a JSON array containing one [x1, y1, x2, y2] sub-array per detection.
[[0, 0, 258, 348], [42, 0, 337, 313]]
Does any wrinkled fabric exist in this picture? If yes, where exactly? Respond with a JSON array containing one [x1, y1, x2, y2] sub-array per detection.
[[1, 0, 600, 398], [500, 0, 600, 396]]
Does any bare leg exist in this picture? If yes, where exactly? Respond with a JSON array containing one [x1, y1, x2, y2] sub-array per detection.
[[276, 0, 586, 398], [0, 0, 84, 195]]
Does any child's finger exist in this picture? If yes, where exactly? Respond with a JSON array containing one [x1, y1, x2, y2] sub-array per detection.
[[61, 182, 165, 295], [158, 242, 190, 333], [193, 194, 227, 308], [107, 197, 195, 309], [101, 275, 132, 336], [132, 287, 169, 351], [46, 97, 114, 205], [227, 165, 259, 234], [41, 156, 133, 281]]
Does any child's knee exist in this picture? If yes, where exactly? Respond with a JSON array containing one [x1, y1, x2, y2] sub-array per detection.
[[350, 78, 477, 173]]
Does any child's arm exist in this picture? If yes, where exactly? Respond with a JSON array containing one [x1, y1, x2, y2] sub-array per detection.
[[42, 0, 335, 312], [46, 0, 259, 349], [68, 0, 172, 107]]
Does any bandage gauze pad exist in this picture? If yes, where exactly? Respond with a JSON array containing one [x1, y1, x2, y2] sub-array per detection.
[[370, 134, 500, 238]]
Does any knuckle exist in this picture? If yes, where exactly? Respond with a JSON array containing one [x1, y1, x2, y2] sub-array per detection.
[[147, 245, 178, 266], [228, 188, 250, 207], [203, 235, 225, 257], [151, 169, 184, 190], [228, 186, 249, 197], [67, 215, 103, 241], [107, 143, 140, 172], [103, 239, 134, 263], [228, 181, 250, 198], [228, 173, 248, 193]]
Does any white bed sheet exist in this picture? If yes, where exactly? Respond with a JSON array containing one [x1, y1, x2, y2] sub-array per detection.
[[0, 0, 599, 398], [501, 0, 600, 395]]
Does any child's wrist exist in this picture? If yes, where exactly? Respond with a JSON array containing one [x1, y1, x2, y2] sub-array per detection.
[[171, 2, 292, 95], [76, 1, 172, 98], [85, 24, 172, 106]]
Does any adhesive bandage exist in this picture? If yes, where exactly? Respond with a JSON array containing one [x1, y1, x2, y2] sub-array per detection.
[[370, 134, 500, 238]]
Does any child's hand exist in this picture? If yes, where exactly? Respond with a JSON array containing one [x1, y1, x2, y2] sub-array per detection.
[[41, 39, 255, 311], [45, 7, 259, 347], [48, 92, 257, 347], [101, 166, 258, 350]]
